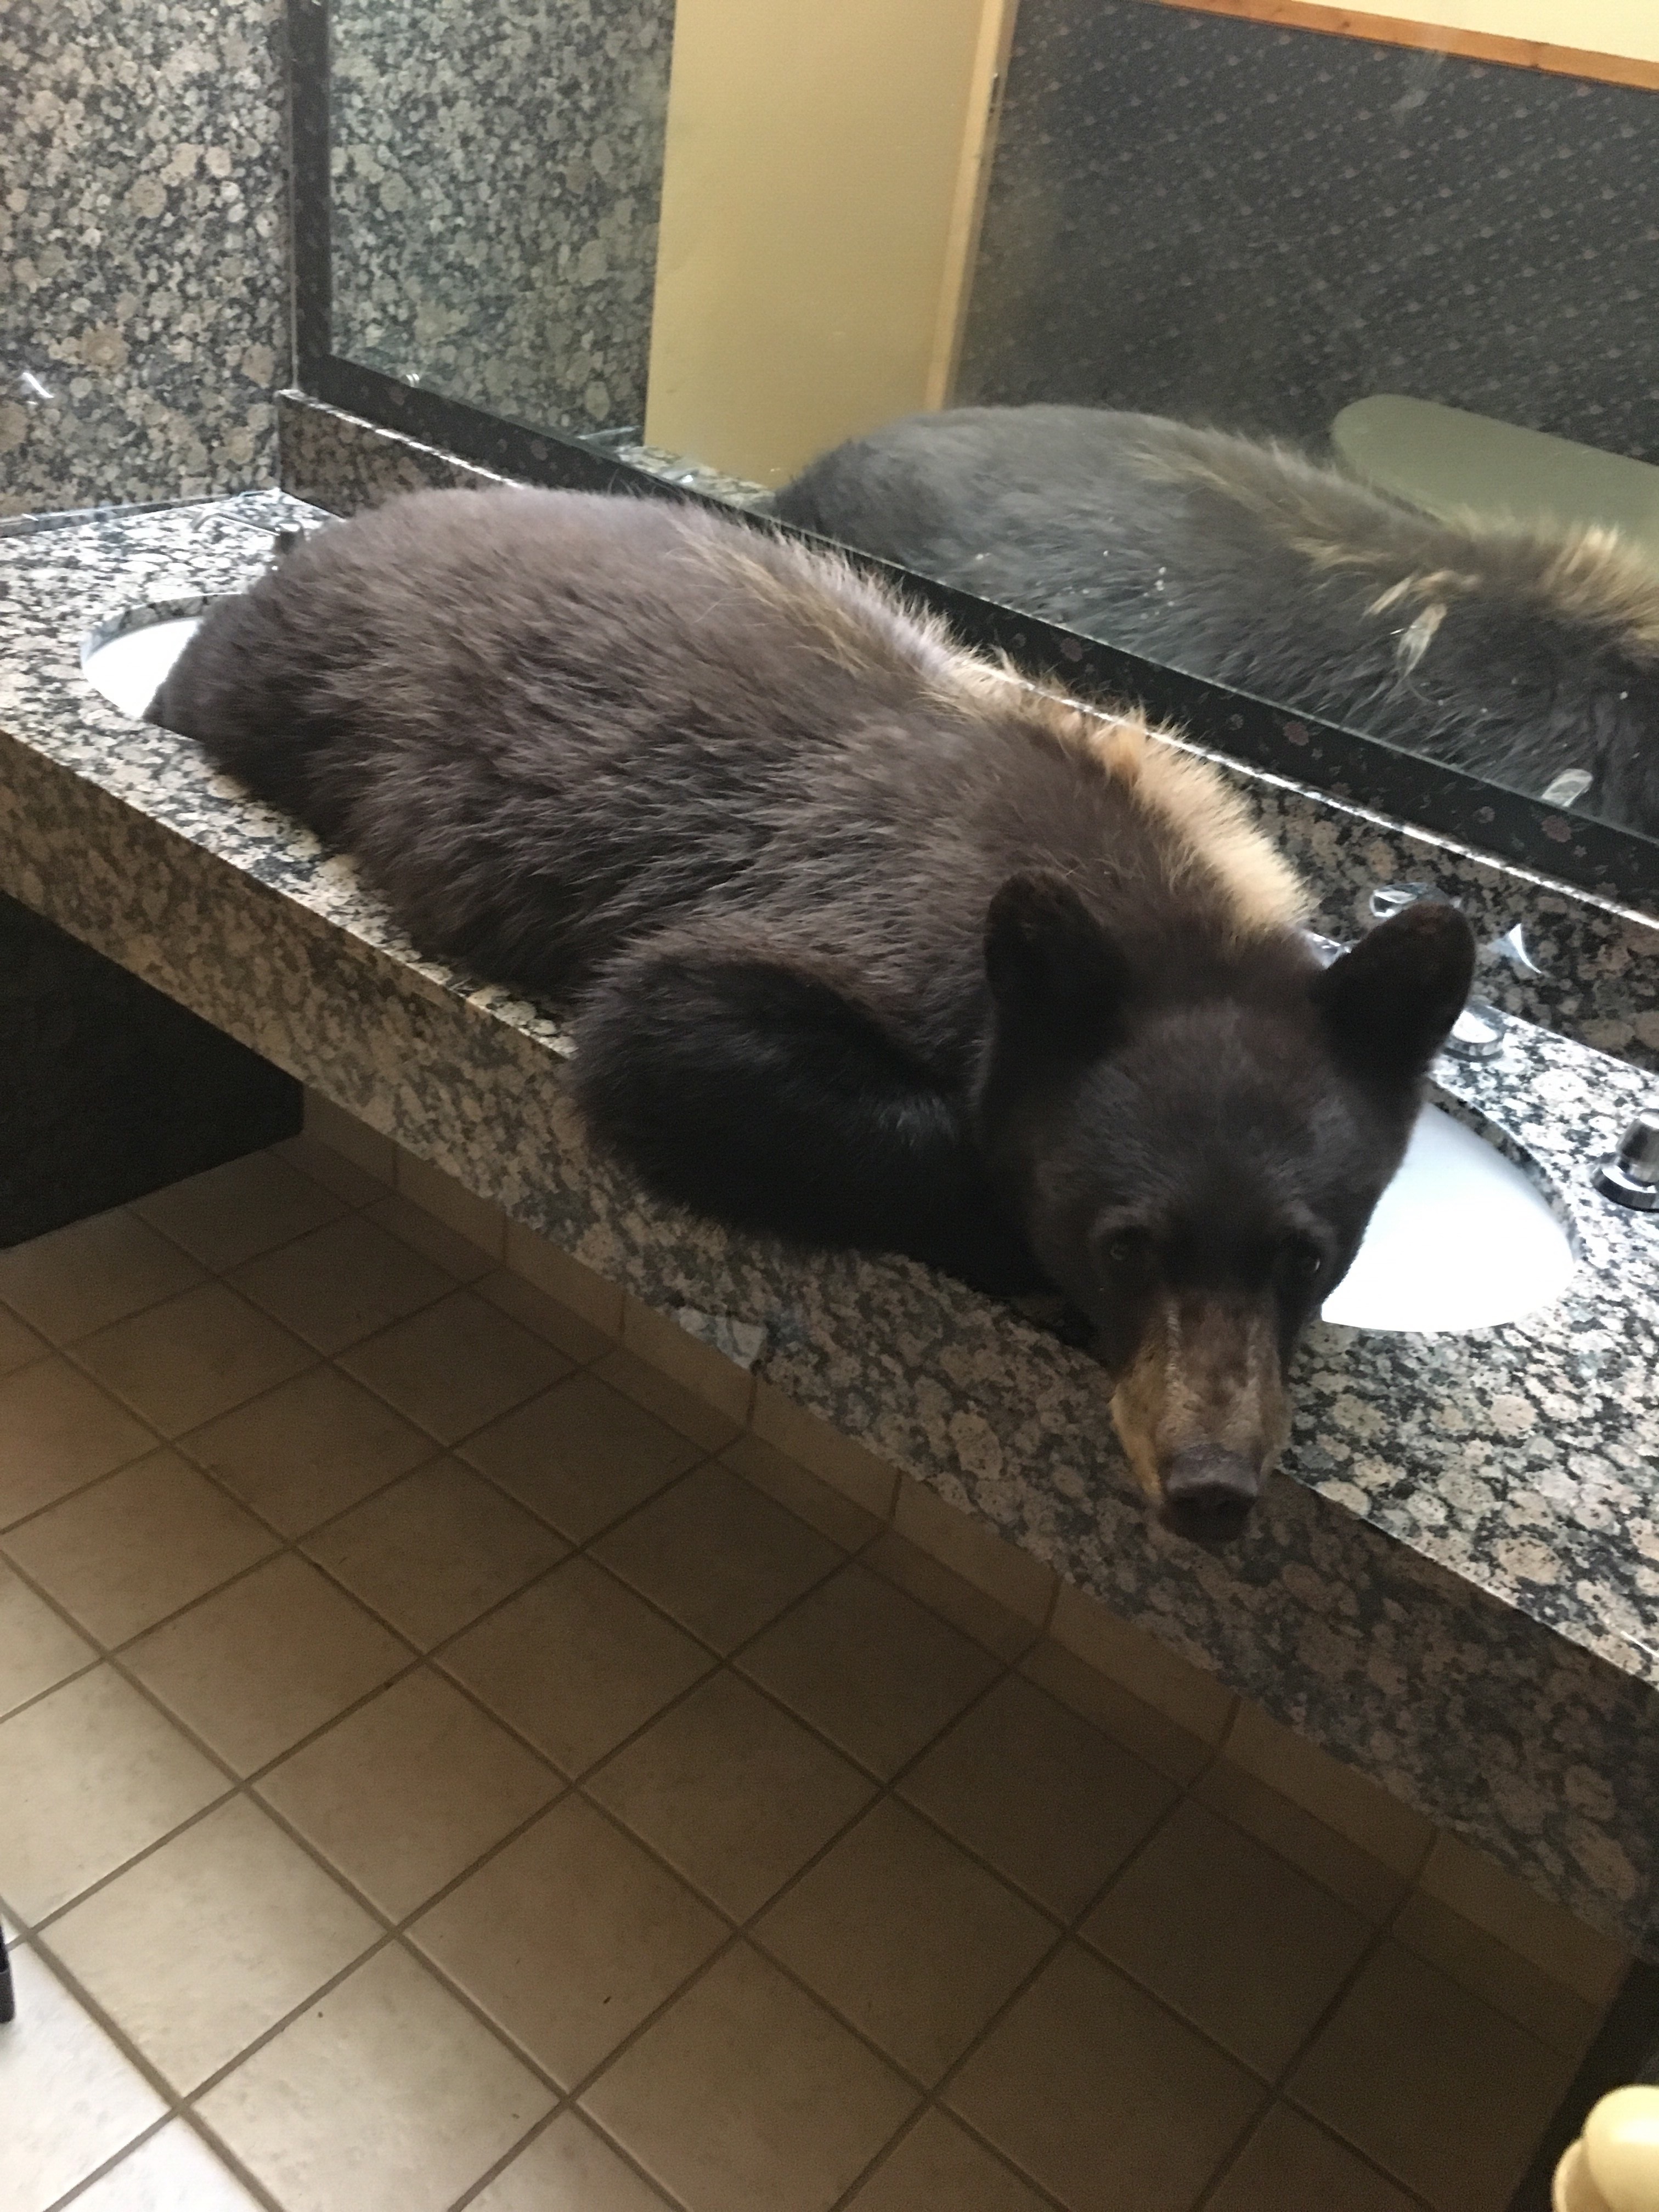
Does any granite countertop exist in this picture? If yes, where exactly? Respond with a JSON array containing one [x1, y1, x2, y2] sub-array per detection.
[[3, 489, 1658, 1950]]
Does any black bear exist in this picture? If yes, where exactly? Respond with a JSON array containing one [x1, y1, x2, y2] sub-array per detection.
[[769, 404, 1659, 840], [151, 488, 1475, 1541]]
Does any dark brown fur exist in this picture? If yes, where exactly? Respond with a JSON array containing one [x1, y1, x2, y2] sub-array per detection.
[[150, 488, 1474, 1538]]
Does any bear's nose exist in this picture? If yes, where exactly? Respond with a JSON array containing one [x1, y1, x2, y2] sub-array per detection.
[[1160, 1445, 1260, 1545]]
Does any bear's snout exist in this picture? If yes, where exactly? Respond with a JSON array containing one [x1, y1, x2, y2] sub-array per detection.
[[1108, 1290, 1290, 1539], [1160, 1444, 1261, 1546]]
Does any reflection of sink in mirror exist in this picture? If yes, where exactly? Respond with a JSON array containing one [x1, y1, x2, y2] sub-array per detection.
[[82, 614, 202, 720], [1322, 1105, 1573, 1335], [1331, 396, 1659, 572]]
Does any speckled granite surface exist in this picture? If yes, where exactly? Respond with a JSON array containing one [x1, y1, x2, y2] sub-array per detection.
[[330, 0, 670, 435], [0, 0, 287, 516], [276, 392, 772, 515], [4, 489, 1659, 1949], [278, 391, 514, 506]]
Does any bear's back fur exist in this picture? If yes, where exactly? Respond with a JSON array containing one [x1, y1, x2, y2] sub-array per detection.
[[154, 487, 1308, 1089]]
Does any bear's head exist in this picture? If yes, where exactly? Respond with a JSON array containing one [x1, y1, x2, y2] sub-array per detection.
[[976, 874, 1476, 1544]]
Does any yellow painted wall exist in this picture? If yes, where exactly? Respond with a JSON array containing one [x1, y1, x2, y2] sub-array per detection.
[[1283, 0, 1659, 63], [644, 0, 1015, 489]]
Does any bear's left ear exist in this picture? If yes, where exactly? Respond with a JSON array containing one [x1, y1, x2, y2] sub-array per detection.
[[985, 872, 1132, 1056], [1312, 900, 1476, 1085]]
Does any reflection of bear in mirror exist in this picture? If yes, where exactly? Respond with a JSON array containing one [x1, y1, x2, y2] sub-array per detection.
[[770, 406, 1659, 842], [151, 487, 1473, 1542]]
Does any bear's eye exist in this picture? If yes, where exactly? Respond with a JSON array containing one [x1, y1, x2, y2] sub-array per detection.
[[1279, 1240, 1325, 1288], [1100, 1229, 1154, 1285]]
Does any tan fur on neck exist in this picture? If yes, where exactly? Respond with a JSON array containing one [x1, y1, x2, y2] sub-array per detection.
[[943, 651, 1307, 938], [1047, 702, 1308, 936]]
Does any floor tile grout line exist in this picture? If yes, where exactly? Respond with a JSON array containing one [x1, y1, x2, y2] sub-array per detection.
[[21, 1729, 587, 2130], [5, 1309, 1511, 1997], [490, 1648, 1167, 2191], [867, 1774, 1258, 2197], [0, 1555, 459, 1776], [446, 2090, 695, 2212], [0, 1167, 366, 1364], [9, 1286, 1031, 1695], [0, 1368, 179, 1535], [23, 1604, 1428, 2212], [19, 1936, 290, 2212], [1188, 1854, 1451, 2212], [10, 1531, 1019, 2131], [4, 1431, 857, 1948], [49, 1324, 330, 1459], [268, 1631, 1053, 2163], [806, 1713, 1451, 2212], [157, 2108, 299, 2212], [149, 1329, 633, 1558], [9, 1577, 1521, 2202], [38, 2115, 175, 2212], [4, 1163, 1571, 2209], [0, 1645, 106, 1731], [27, 1166, 601, 1463], [37, 2113, 279, 2212], [5, 1391, 1351, 2013], [3, 1266, 668, 1697], [4, 1399, 970, 2169]]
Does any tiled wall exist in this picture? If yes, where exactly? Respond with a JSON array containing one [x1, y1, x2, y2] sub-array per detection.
[[305, 1084, 1634, 2036], [328, 0, 672, 435], [0, 0, 289, 516], [959, 0, 1659, 461]]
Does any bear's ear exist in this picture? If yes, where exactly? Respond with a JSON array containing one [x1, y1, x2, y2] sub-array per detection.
[[1312, 901, 1476, 1085], [985, 872, 1131, 1056]]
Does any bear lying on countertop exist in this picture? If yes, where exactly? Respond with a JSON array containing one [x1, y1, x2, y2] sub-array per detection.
[[149, 488, 1474, 1543]]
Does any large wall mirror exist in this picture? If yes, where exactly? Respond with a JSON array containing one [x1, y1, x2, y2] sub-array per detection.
[[290, 0, 1659, 906]]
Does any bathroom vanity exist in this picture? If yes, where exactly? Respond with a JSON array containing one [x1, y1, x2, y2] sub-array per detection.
[[3, 464, 1657, 1972], [6, 22, 1659, 2187]]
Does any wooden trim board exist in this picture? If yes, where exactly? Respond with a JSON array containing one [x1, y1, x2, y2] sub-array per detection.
[[1161, 0, 1659, 91]]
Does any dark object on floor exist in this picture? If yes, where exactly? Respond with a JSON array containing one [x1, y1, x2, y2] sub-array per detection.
[[151, 486, 1472, 1537], [769, 405, 1659, 839], [0, 1923, 13, 2024], [0, 891, 301, 1248], [1509, 1957, 1659, 2210]]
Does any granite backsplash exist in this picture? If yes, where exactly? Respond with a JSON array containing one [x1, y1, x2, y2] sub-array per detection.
[[328, 0, 672, 437], [1, 0, 290, 517]]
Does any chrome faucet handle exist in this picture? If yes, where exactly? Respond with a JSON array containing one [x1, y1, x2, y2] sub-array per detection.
[[1370, 884, 1547, 980], [1368, 882, 1448, 921], [1301, 928, 1346, 969], [1596, 1108, 1659, 1212], [1443, 1002, 1506, 1061], [1486, 921, 1548, 979]]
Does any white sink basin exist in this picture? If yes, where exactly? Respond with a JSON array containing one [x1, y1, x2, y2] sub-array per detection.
[[82, 612, 204, 719], [1323, 1104, 1573, 1334]]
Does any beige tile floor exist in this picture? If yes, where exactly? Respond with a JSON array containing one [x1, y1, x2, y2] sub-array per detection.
[[0, 1133, 1607, 2212]]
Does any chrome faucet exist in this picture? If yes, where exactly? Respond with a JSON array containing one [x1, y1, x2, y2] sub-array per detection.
[[1596, 1110, 1659, 1213]]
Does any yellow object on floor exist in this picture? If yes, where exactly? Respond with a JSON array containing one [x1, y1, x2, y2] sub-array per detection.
[[1556, 2085, 1659, 2212]]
